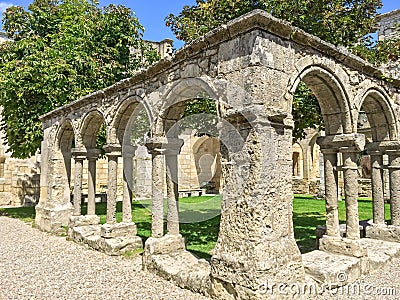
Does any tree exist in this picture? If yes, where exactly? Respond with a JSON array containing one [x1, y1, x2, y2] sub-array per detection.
[[166, 0, 382, 47], [166, 0, 399, 141], [0, 0, 159, 158]]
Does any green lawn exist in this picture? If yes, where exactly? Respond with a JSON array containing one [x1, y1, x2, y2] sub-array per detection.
[[0, 195, 391, 258]]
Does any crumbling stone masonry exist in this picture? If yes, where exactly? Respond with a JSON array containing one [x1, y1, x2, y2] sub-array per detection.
[[35, 10, 400, 299]]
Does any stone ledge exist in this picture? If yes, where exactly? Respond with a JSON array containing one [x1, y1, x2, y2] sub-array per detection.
[[303, 250, 361, 286], [143, 234, 186, 256], [366, 223, 400, 242], [100, 222, 137, 238], [68, 224, 143, 256], [69, 215, 100, 228], [144, 249, 211, 296], [97, 236, 143, 256], [319, 236, 368, 258]]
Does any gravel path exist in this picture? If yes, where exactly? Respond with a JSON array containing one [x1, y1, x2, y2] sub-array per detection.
[[0, 217, 210, 300], [1, 216, 400, 300]]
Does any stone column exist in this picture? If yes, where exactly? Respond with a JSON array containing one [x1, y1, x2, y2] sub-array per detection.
[[369, 150, 385, 225], [387, 150, 400, 226], [72, 148, 87, 216], [86, 149, 101, 216], [103, 145, 121, 225], [340, 147, 360, 240], [165, 138, 184, 235], [145, 139, 165, 238], [122, 146, 137, 223], [321, 148, 340, 237]]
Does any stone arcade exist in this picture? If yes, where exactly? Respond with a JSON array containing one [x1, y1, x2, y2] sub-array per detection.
[[35, 10, 400, 299]]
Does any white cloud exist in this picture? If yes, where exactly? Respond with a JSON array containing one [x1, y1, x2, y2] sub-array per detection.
[[0, 2, 13, 14]]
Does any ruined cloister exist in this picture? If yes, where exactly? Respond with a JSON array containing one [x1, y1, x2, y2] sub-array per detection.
[[35, 10, 400, 299]]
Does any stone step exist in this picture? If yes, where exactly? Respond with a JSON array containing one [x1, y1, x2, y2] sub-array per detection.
[[302, 250, 362, 286]]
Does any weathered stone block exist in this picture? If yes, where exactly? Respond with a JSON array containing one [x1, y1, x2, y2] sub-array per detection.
[[365, 223, 400, 242], [69, 215, 100, 228], [144, 234, 186, 255], [100, 222, 137, 238], [319, 236, 368, 258], [35, 205, 73, 233], [97, 236, 143, 256], [303, 250, 361, 286]]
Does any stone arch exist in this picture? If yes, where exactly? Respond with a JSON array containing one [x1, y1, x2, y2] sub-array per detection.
[[51, 119, 76, 205], [109, 96, 152, 146], [154, 77, 222, 136], [292, 142, 303, 178], [289, 64, 353, 135], [308, 131, 321, 179], [355, 87, 398, 142], [56, 119, 76, 152], [80, 110, 106, 149]]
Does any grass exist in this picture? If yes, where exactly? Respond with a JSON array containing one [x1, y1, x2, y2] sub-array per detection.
[[0, 206, 36, 224], [293, 194, 391, 253], [0, 194, 391, 258]]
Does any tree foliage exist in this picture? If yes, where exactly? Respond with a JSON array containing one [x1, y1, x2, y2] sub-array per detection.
[[166, 0, 400, 141], [0, 0, 159, 158], [166, 0, 382, 47]]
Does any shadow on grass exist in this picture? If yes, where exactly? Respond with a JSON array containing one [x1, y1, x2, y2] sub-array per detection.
[[0, 206, 36, 223], [293, 211, 325, 253]]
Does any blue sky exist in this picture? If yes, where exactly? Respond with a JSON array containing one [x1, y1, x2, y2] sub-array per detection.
[[0, 0, 398, 48]]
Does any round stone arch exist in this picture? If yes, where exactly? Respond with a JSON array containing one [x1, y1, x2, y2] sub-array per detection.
[[154, 77, 223, 136], [108, 95, 153, 146], [354, 87, 398, 142], [80, 109, 106, 149], [50, 118, 77, 204], [289, 63, 353, 136]]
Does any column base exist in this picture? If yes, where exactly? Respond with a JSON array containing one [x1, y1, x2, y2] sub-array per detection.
[[35, 204, 73, 233], [319, 235, 368, 258], [365, 223, 400, 242]]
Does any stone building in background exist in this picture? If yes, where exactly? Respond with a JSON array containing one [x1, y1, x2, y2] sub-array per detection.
[[377, 9, 400, 80], [0, 35, 40, 206]]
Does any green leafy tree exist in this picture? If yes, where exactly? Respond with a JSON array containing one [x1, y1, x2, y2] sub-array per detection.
[[166, 0, 399, 141], [0, 0, 159, 158], [166, 0, 382, 47]]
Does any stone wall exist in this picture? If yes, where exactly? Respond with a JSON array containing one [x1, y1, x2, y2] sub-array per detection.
[[377, 9, 400, 80], [378, 9, 400, 42]]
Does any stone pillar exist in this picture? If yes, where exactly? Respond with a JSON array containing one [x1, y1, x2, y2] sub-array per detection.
[[165, 138, 184, 235], [104, 145, 121, 225], [86, 149, 101, 216], [145, 139, 165, 238], [72, 148, 87, 216], [387, 150, 400, 226], [369, 150, 385, 225], [321, 148, 340, 237], [340, 147, 360, 240], [122, 146, 137, 223]]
